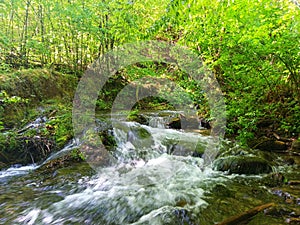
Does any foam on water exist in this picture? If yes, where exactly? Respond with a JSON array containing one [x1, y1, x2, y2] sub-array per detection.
[[0, 164, 38, 180], [16, 154, 225, 224], [15, 119, 223, 224]]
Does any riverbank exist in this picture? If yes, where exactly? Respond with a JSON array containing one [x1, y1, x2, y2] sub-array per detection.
[[0, 68, 299, 169]]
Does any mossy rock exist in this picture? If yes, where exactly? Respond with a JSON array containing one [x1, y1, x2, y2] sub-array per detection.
[[0, 69, 77, 102], [213, 155, 273, 175], [132, 126, 151, 139], [100, 130, 117, 151], [168, 116, 200, 130], [127, 126, 153, 150], [162, 137, 207, 157], [127, 114, 148, 125], [37, 148, 86, 172]]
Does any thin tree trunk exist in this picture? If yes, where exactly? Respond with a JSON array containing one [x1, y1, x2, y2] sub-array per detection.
[[39, 4, 45, 66], [20, 0, 31, 67]]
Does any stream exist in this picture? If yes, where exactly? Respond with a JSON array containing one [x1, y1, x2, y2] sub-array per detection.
[[0, 111, 299, 225]]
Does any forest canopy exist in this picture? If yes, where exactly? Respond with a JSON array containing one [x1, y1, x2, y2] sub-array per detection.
[[0, 0, 299, 144]]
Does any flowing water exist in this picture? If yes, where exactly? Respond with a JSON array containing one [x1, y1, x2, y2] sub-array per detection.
[[0, 111, 299, 224]]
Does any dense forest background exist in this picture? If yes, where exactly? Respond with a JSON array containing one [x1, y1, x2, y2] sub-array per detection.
[[0, 0, 299, 145]]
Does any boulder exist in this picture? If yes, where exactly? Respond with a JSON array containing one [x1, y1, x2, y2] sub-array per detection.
[[168, 117, 181, 129], [126, 126, 153, 150], [199, 118, 211, 129], [167, 116, 201, 130], [213, 156, 273, 175], [162, 137, 207, 157], [127, 113, 148, 125]]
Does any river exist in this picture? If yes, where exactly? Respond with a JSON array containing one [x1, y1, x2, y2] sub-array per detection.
[[0, 111, 299, 224]]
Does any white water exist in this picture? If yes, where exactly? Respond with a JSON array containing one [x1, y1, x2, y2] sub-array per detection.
[[42, 138, 81, 164], [14, 120, 225, 224], [148, 116, 167, 128], [17, 154, 226, 225], [0, 164, 38, 180], [0, 139, 81, 184]]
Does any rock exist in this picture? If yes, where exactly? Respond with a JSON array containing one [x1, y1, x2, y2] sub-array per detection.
[[127, 113, 148, 125], [291, 139, 300, 152], [127, 126, 153, 150], [181, 117, 200, 129], [199, 118, 211, 129], [213, 155, 273, 175], [168, 117, 181, 129], [100, 130, 117, 151], [40, 149, 84, 171], [286, 218, 300, 224], [162, 137, 207, 157], [167, 115, 201, 130], [36, 150, 95, 177], [264, 205, 291, 217]]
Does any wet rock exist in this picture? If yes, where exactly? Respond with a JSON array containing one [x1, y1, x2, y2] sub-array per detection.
[[211, 184, 235, 198], [162, 137, 206, 157], [167, 116, 200, 130], [271, 188, 300, 205], [100, 130, 117, 151], [39, 148, 85, 171], [127, 126, 153, 150], [264, 205, 291, 217], [199, 118, 211, 129], [213, 156, 272, 175], [127, 114, 148, 125], [286, 218, 300, 224], [168, 117, 181, 129], [0, 162, 7, 170], [131, 126, 151, 139]]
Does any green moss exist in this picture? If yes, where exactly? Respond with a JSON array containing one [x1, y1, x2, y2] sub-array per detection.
[[0, 69, 77, 128], [213, 156, 273, 175]]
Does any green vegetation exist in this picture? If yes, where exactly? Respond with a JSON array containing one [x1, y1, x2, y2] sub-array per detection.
[[0, 0, 299, 146]]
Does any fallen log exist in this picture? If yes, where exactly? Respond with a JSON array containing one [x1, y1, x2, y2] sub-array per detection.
[[215, 202, 275, 225]]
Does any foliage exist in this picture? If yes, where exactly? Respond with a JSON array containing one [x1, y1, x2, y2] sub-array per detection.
[[0, 0, 299, 145], [42, 103, 73, 148], [70, 149, 86, 161], [160, 0, 300, 143], [0, 90, 28, 130], [0, 0, 167, 72]]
